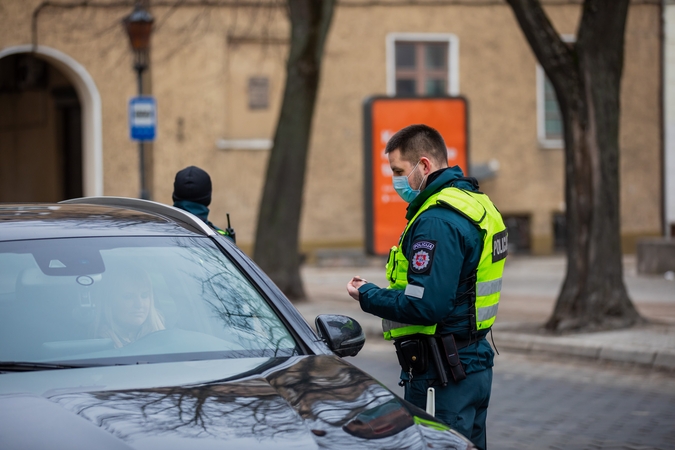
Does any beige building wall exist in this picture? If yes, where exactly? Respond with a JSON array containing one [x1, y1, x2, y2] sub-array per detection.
[[620, 5, 663, 251], [0, 1, 663, 256], [150, 10, 289, 246]]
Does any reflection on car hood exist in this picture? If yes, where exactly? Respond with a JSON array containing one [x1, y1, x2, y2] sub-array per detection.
[[0, 355, 472, 450]]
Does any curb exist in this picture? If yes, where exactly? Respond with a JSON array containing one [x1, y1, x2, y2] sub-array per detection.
[[495, 331, 675, 371]]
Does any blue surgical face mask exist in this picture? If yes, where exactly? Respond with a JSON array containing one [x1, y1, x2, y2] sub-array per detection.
[[392, 160, 425, 203]]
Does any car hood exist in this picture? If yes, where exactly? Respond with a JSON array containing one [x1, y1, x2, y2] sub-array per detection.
[[0, 355, 472, 450]]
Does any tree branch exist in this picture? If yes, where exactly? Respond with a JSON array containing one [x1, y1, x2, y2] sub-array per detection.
[[31, 0, 285, 48], [505, 0, 585, 121], [505, 0, 575, 80]]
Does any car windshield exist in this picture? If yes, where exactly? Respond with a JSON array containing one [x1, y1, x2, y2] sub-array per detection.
[[0, 236, 298, 366]]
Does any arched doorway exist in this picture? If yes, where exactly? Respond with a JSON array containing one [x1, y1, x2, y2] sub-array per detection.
[[0, 45, 102, 201]]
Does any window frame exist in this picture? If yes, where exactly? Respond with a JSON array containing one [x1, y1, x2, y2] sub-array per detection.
[[386, 33, 459, 97], [536, 65, 564, 149], [536, 34, 575, 149]]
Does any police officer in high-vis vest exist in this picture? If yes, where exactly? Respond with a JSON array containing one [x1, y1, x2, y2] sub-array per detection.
[[347, 124, 507, 450]]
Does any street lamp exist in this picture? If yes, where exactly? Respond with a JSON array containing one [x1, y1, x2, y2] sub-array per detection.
[[123, 2, 154, 200]]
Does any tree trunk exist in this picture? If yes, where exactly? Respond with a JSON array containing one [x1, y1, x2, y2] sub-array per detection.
[[253, 0, 335, 301], [506, 0, 643, 332]]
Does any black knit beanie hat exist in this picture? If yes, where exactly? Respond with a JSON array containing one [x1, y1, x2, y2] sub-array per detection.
[[172, 166, 212, 206]]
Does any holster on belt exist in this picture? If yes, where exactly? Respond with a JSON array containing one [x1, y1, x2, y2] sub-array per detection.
[[440, 334, 467, 382], [393, 338, 429, 374]]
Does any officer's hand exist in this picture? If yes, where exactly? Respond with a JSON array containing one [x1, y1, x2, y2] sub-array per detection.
[[346, 276, 367, 301]]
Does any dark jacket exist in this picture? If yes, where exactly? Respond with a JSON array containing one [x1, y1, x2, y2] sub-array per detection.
[[173, 200, 234, 241], [358, 166, 494, 376]]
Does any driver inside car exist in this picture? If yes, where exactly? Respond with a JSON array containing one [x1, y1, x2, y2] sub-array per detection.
[[94, 266, 165, 348]]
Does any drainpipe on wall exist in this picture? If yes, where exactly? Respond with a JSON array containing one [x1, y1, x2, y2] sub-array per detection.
[[663, 0, 675, 238]]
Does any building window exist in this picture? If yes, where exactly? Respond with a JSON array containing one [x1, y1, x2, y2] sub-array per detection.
[[395, 42, 447, 96], [536, 35, 574, 148], [537, 66, 564, 148], [386, 33, 459, 96]]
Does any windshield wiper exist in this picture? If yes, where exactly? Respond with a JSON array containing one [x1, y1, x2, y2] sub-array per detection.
[[0, 361, 90, 372]]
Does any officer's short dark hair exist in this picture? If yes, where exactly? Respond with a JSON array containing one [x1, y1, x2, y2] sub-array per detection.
[[384, 124, 448, 166]]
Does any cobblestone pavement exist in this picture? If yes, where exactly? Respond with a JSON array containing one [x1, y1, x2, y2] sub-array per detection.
[[351, 341, 675, 450], [488, 352, 675, 450]]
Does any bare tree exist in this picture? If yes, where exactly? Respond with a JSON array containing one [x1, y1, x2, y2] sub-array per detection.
[[253, 0, 336, 301], [505, 0, 643, 332]]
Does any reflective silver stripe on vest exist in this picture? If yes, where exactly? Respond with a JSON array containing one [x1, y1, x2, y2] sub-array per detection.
[[404, 284, 425, 299], [382, 319, 415, 332], [477, 303, 499, 322], [476, 278, 502, 297]]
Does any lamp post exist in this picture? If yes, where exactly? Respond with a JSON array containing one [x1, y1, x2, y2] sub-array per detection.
[[123, 2, 154, 200]]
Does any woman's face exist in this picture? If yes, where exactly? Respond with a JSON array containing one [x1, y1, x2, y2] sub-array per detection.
[[111, 278, 152, 330]]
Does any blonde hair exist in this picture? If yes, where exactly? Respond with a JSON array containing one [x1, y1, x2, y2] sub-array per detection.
[[94, 266, 165, 348]]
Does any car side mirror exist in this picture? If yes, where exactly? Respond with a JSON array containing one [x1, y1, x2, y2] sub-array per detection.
[[315, 314, 365, 357]]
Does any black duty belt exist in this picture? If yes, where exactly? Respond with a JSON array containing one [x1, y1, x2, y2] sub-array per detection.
[[453, 335, 482, 350], [394, 333, 483, 386]]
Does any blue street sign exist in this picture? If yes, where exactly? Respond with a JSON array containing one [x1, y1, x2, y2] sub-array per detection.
[[129, 96, 156, 141]]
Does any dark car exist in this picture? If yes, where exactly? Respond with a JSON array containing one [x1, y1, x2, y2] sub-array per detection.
[[0, 197, 474, 450]]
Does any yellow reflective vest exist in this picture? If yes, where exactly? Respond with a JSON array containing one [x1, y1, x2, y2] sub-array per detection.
[[382, 187, 507, 340]]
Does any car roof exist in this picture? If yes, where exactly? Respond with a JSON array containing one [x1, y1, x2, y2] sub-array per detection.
[[0, 197, 215, 242]]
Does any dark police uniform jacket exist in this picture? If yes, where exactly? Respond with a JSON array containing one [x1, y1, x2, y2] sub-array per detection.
[[358, 166, 494, 380]]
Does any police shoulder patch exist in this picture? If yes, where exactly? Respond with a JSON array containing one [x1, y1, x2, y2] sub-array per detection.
[[410, 240, 436, 274]]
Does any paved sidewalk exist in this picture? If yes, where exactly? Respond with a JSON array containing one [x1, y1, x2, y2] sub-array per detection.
[[295, 253, 675, 371]]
